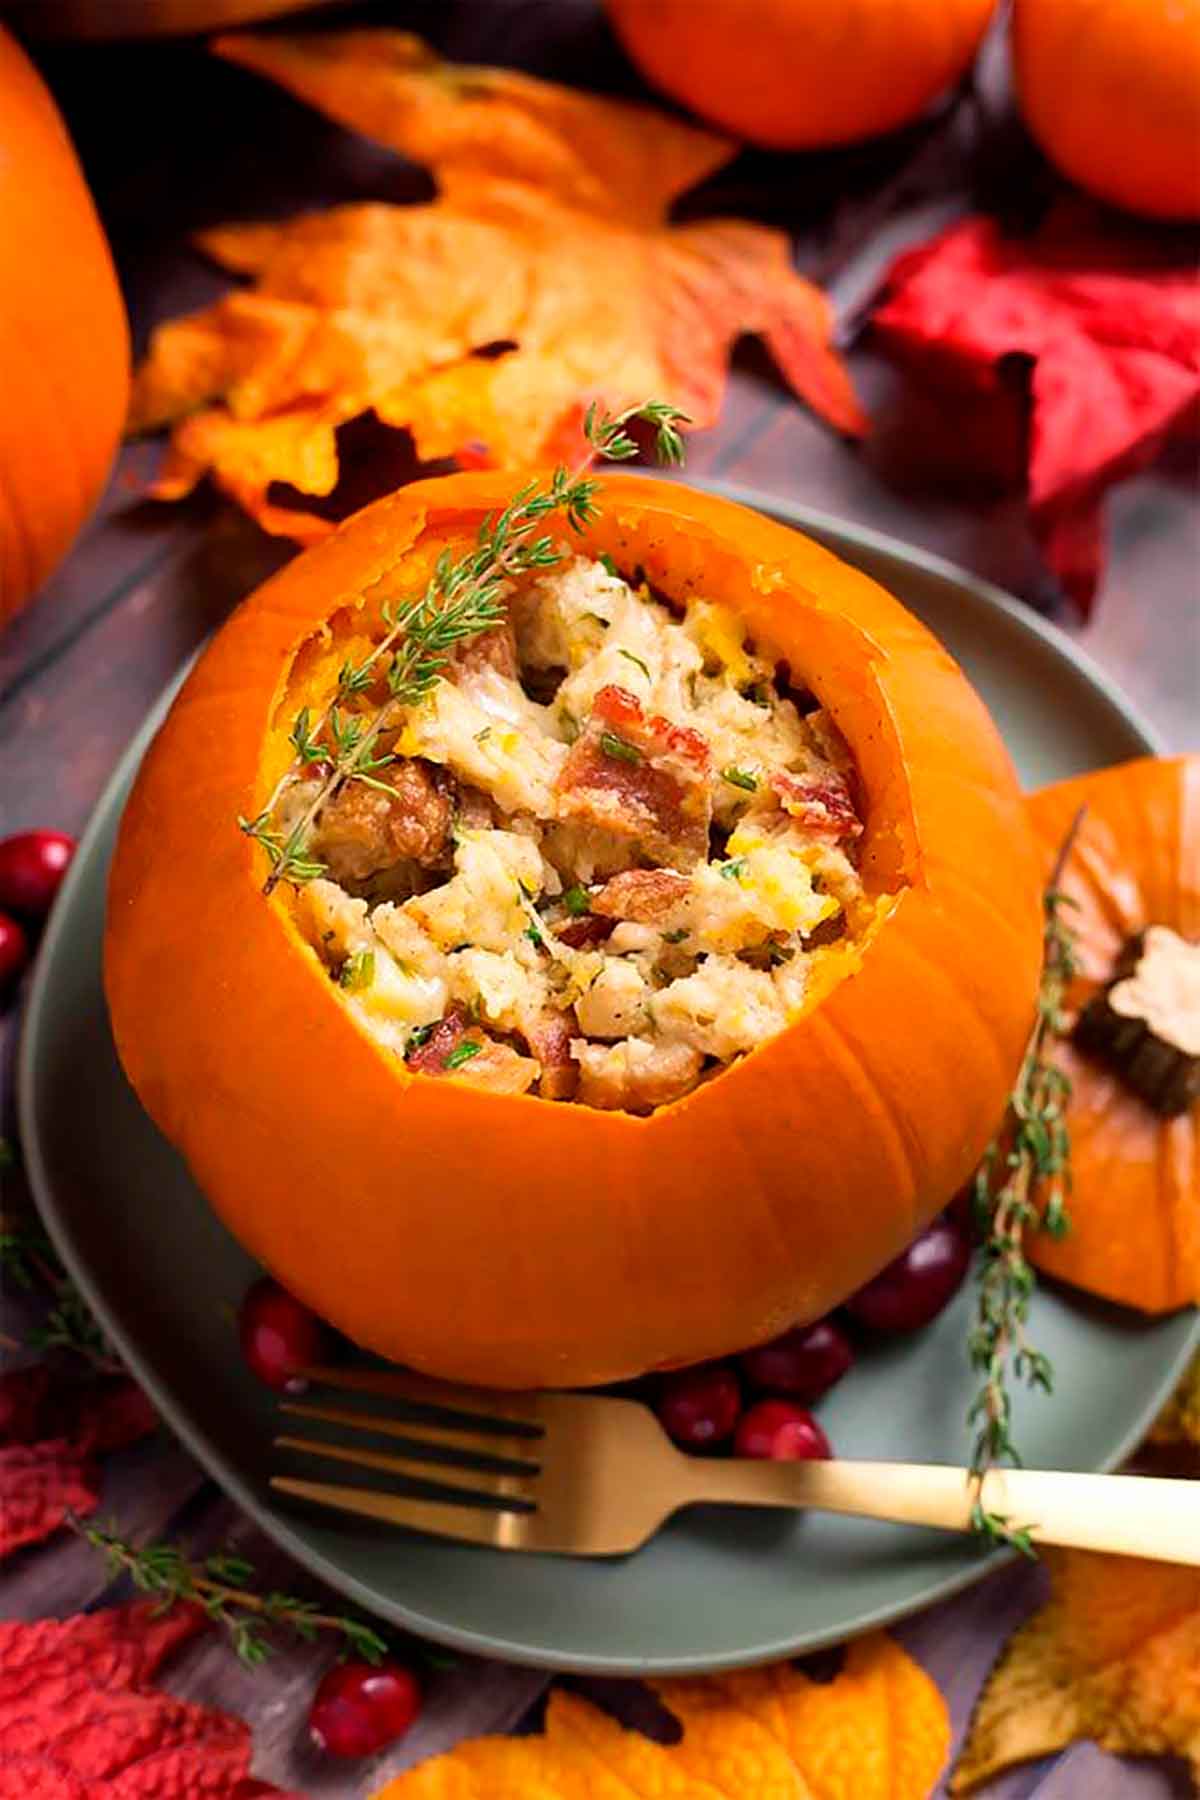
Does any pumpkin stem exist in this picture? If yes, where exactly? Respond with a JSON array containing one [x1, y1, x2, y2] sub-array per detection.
[[1074, 926, 1200, 1118]]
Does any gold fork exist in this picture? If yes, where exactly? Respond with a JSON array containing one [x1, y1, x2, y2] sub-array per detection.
[[272, 1366, 1199, 1564]]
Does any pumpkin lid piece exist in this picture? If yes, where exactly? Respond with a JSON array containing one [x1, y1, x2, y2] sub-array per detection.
[[1027, 754, 1200, 1317], [104, 475, 1041, 1387]]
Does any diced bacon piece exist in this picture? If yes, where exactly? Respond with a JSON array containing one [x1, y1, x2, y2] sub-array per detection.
[[574, 1037, 704, 1114], [554, 685, 712, 871], [406, 1009, 537, 1094], [452, 614, 519, 681], [316, 758, 453, 881], [523, 1010, 578, 1101], [556, 914, 616, 950], [771, 768, 862, 840], [593, 868, 691, 923]]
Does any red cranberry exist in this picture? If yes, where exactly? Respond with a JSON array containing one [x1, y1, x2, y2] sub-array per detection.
[[656, 1362, 741, 1449], [0, 912, 29, 997], [237, 1276, 327, 1391], [309, 1658, 421, 1758], [0, 832, 75, 921], [734, 1399, 832, 1461], [844, 1214, 972, 1334], [739, 1318, 854, 1402]]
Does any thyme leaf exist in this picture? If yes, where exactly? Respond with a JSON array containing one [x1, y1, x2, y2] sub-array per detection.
[[966, 809, 1085, 1555], [244, 401, 689, 892]]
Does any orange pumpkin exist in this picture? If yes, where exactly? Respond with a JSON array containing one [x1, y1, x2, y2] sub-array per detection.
[[0, 26, 129, 625], [104, 475, 1041, 1387], [603, 0, 996, 150], [1013, 0, 1200, 221], [1028, 756, 1199, 1314]]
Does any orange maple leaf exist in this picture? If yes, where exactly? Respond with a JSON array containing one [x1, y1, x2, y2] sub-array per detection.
[[129, 29, 864, 542], [371, 1632, 948, 1800], [953, 1547, 1200, 1792]]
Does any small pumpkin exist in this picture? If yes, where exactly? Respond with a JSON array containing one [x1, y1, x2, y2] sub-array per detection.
[[1013, 0, 1200, 221], [104, 474, 1041, 1388], [1027, 755, 1199, 1314], [603, 0, 996, 151], [0, 26, 129, 624]]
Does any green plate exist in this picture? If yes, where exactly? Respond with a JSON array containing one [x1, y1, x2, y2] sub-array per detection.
[[18, 486, 1197, 1674]]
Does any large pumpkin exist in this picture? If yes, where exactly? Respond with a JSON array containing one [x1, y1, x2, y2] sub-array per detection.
[[1013, 0, 1200, 221], [104, 475, 1041, 1387], [0, 26, 129, 625], [1028, 756, 1199, 1314], [603, 0, 996, 150]]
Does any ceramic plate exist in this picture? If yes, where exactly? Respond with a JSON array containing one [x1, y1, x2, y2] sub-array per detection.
[[19, 484, 1198, 1674]]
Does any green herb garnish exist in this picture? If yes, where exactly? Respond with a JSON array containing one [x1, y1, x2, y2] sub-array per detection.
[[563, 885, 591, 917], [599, 731, 641, 765], [618, 648, 651, 680], [722, 766, 758, 792], [242, 400, 690, 891], [338, 949, 375, 992], [966, 809, 1084, 1556], [719, 857, 749, 881], [444, 1040, 483, 1070]]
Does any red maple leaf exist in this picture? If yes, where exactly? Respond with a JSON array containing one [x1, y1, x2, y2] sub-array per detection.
[[0, 1370, 157, 1559], [0, 1604, 302, 1798], [872, 205, 1200, 614]]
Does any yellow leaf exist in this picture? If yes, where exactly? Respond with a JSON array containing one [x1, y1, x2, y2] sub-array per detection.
[[953, 1547, 1200, 1792], [372, 1634, 948, 1800], [130, 29, 863, 540]]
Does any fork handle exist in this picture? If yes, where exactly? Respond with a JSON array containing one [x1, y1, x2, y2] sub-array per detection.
[[685, 1460, 1200, 1564]]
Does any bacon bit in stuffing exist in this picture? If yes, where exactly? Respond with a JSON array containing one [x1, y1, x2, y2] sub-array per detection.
[[555, 685, 712, 871], [452, 614, 519, 681], [407, 1009, 537, 1093], [317, 759, 453, 881], [593, 867, 691, 922], [573, 1036, 704, 1113], [771, 769, 862, 840], [557, 913, 616, 949], [523, 1010, 579, 1100]]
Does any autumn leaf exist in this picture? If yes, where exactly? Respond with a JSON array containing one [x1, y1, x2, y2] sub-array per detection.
[[372, 1632, 949, 1800], [872, 204, 1200, 614], [130, 28, 864, 541], [0, 1602, 301, 1797], [1151, 1349, 1200, 1451], [0, 1367, 157, 1558], [952, 1547, 1200, 1792]]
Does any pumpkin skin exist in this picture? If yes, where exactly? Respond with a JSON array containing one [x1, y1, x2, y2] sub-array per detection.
[[603, 0, 996, 150], [1013, 0, 1200, 221], [1027, 756, 1199, 1314], [104, 475, 1041, 1388], [0, 27, 129, 624]]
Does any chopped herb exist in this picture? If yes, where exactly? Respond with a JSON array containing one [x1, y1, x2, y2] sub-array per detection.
[[525, 923, 546, 948], [581, 611, 610, 630], [618, 648, 651, 680], [598, 552, 620, 578], [474, 726, 492, 743], [338, 949, 375, 991], [719, 857, 749, 882], [722, 766, 758, 793], [599, 731, 641, 765], [406, 1022, 435, 1054], [444, 1040, 483, 1070], [563, 884, 591, 916], [559, 709, 580, 745], [662, 928, 689, 944]]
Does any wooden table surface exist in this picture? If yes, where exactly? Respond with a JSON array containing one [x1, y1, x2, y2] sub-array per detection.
[[0, 4, 1195, 1796]]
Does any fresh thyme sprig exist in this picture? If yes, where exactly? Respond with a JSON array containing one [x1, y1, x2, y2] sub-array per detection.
[[241, 400, 690, 892], [966, 809, 1085, 1555], [75, 1518, 391, 1668], [0, 1157, 124, 1373]]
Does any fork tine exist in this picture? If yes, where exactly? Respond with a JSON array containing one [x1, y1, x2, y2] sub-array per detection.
[[301, 1365, 543, 1433], [279, 1402, 541, 1471], [271, 1477, 529, 1548], [274, 1433, 536, 1504]]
